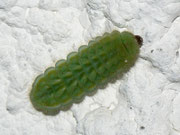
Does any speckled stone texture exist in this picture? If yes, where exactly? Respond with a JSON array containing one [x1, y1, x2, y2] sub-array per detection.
[[0, 0, 180, 135]]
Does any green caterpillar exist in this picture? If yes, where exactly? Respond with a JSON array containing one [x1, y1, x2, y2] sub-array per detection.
[[30, 30, 143, 115]]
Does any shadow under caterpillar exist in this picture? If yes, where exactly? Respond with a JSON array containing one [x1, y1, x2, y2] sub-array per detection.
[[30, 30, 143, 115]]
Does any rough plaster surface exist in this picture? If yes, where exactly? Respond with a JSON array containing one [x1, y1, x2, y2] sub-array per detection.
[[0, 0, 180, 135]]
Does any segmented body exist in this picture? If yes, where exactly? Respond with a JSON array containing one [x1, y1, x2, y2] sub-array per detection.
[[30, 30, 141, 114]]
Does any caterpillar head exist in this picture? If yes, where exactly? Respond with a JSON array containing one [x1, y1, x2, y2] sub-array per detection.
[[117, 31, 142, 57], [135, 35, 143, 47]]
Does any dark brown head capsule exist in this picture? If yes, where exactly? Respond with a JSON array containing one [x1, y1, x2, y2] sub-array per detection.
[[135, 35, 143, 47]]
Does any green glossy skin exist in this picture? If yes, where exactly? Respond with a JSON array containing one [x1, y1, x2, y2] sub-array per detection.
[[30, 30, 140, 114]]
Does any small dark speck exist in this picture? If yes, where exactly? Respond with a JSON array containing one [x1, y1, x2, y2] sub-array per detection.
[[130, 107, 132, 109], [156, 101, 160, 106], [151, 50, 154, 53], [159, 48, 162, 51], [140, 126, 145, 130], [6, 106, 12, 112], [176, 51, 179, 57]]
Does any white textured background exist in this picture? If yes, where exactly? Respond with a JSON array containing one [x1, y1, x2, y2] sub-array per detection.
[[0, 0, 180, 135]]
